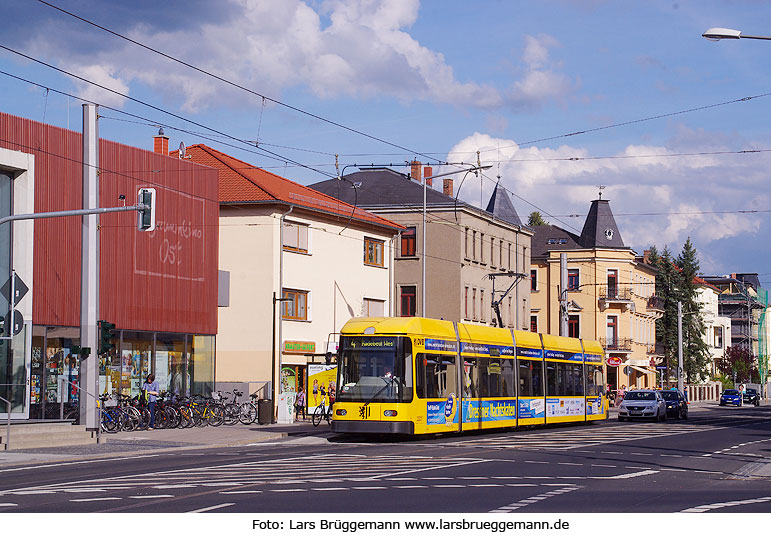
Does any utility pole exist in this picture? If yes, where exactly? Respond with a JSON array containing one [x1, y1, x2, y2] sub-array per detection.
[[677, 301, 684, 394], [80, 103, 99, 432], [559, 253, 568, 336]]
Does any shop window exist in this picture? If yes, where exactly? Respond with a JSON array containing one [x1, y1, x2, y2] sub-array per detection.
[[190, 335, 215, 398], [283, 221, 308, 253], [157, 333, 186, 397], [400, 227, 416, 257], [283, 289, 308, 320], [364, 237, 384, 267]]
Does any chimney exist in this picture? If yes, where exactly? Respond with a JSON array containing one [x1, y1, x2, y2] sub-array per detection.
[[643, 249, 651, 264], [410, 160, 421, 182], [153, 127, 169, 155], [443, 178, 453, 196], [424, 166, 433, 188]]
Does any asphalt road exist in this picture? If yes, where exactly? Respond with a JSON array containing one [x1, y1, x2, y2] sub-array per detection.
[[1, 403, 770, 513]]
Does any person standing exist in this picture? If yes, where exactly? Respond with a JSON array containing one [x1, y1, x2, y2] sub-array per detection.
[[295, 386, 306, 420], [142, 374, 160, 430]]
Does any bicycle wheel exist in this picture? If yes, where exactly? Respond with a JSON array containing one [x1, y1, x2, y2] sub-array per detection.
[[239, 402, 257, 425], [207, 403, 225, 427], [312, 405, 323, 427], [223, 403, 239, 426]]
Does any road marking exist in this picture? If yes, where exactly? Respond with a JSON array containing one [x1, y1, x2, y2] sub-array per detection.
[[394, 485, 428, 489], [625, 466, 653, 470], [188, 503, 234, 513], [630, 453, 652, 456], [524, 461, 549, 464], [493, 485, 582, 512], [220, 490, 262, 495], [352, 486, 386, 490], [312, 487, 349, 491], [0, 455, 159, 474], [594, 470, 659, 480], [128, 495, 174, 499], [70, 497, 122, 503], [153, 485, 197, 489], [682, 496, 771, 513], [272, 489, 305, 492], [469, 484, 504, 487], [591, 464, 616, 468], [557, 462, 582, 466], [0, 503, 18, 507], [434, 485, 465, 488]]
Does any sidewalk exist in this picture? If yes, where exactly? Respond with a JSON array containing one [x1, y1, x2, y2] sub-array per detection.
[[0, 418, 324, 467]]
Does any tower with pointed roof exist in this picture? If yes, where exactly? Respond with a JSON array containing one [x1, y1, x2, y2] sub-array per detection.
[[529, 196, 662, 393]]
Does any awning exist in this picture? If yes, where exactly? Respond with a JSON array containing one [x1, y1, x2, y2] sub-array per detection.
[[628, 364, 657, 376]]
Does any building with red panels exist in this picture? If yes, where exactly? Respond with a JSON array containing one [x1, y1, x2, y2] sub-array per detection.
[[0, 111, 219, 419]]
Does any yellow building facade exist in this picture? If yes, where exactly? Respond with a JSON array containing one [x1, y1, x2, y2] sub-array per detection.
[[530, 199, 662, 391]]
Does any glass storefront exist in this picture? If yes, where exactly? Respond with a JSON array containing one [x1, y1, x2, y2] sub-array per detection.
[[25, 326, 214, 419]]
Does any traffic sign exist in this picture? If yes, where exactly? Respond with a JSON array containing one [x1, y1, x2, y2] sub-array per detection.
[[4, 310, 23, 336], [0, 273, 29, 305]]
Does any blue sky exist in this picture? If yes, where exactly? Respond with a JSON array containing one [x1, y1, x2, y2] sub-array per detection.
[[3, 0, 771, 285]]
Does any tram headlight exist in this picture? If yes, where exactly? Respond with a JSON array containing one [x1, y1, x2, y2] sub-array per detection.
[[336, 409, 347, 416], [383, 410, 397, 417]]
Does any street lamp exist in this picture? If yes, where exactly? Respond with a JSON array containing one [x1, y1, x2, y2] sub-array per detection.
[[419, 164, 492, 317], [702, 27, 771, 41]]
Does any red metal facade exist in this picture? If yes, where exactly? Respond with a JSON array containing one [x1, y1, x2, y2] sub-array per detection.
[[0, 112, 219, 335]]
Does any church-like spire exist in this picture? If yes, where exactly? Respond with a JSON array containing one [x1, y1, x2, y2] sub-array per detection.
[[579, 198, 625, 248], [485, 179, 522, 226]]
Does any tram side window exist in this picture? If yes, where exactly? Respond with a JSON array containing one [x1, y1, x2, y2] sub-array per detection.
[[585, 364, 604, 396], [501, 359, 516, 397], [416, 354, 457, 399], [518, 359, 544, 397], [571, 364, 585, 396], [463, 358, 477, 398], [546, 362, 558, 396], [547, 362, 586, 396]]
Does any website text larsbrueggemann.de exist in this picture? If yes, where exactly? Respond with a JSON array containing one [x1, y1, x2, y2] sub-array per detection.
[[253, 518, 571, 533]]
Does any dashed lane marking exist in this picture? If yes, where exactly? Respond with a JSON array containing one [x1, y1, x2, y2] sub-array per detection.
[[70, 497, 121, 503], [492, 486, 582, 513], [682, 496, 771, 513], [188, 503, 234, 513]]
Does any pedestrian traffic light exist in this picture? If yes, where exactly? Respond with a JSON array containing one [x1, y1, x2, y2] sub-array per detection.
[[137, 187, 156, 232], [98, 320, 117, 355]]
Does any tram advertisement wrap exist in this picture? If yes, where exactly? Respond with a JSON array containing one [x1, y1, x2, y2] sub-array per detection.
[[307, 364, 337, 414], [546, 397, 585, 417], [518, 397, 545, 419], [586, 396, 604, 416], [461, 399, 517, 422], [426, 393, 459, 425]]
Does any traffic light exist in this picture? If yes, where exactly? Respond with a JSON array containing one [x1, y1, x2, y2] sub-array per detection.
[[98, 320, 116, 355], [137, 187, 156, 231]]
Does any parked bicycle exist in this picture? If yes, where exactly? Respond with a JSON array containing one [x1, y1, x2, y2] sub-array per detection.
[[312, 394, 332, 427]]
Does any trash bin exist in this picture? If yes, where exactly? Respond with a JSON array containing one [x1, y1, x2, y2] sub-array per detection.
[[258, 399, 273, 425]]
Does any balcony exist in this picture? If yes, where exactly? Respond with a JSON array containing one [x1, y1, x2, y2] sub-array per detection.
[[598, 286, 635, 312], [599, 337, 633, 354], [646, 343, 665, 357], [646, 295, 665, 319]]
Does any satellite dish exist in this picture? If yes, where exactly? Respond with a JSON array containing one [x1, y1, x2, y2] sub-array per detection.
[[178, 141, 186, 159]]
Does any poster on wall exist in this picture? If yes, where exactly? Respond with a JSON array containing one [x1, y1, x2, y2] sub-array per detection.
[[156, 350, 169, 394], [281, 367, 297, 394], [307, 364, 337, 413]]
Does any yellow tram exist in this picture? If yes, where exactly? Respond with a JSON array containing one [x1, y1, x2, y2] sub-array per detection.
[[331, 317, 607, 435]]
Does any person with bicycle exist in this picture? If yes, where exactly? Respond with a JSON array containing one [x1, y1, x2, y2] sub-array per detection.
[[295, 386, 306, 420], [142, 374, 160, 429]]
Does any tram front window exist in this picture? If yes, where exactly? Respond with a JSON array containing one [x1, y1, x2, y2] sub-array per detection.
[[338, 336, 413, 403]]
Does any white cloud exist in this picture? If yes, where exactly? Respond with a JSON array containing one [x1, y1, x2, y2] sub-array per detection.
[[19, 0, 576, 112], [68, 64, 129, 108], [444, 126, 770, 265]]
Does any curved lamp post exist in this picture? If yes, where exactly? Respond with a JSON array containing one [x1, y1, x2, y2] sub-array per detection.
[[703, 27, 771, 41]]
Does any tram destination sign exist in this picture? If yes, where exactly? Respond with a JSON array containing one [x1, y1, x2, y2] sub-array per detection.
[[345, 337, 397, 350]]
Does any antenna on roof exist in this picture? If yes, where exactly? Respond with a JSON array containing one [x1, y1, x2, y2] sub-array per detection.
[[597, 185, 606, 199], [178, 141, 186, 159]]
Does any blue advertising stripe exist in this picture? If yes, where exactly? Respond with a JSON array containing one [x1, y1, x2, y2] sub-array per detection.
[[424, 339, 458, 352], [463, 399, 518, 422], [543, 349, 583, 362], [584, 353, 603, 364], [460, 342, 515, 357], [516, 346, 543, 359]]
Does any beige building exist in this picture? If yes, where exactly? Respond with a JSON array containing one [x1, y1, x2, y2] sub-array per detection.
[[695, 280, 732, 380], [530, 198, 662, 390], [312, 166, 533, 328], [184, 144, 402, 397]]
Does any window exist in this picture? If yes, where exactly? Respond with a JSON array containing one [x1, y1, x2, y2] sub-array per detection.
[[480, 290, 485, 322], [607, 269, 618, 298], [606, 315, 618, 346], [546, 362, 585, 396], [508, 243, 512, 269], [530, 315, 538, 333], [480, 233, 485, 263], [518, 359, 544, 397], [472, 231, 477, 261], [464, 286, 470, 320], [568, 315, 580, 339], [490, 238, 496, 268], [363, 298, 385, 317], [364, 237, 385, 267], [400, 226, 416, 257], [464, 227, 470, 259], [400, 286, 416, 317], [282, 289, 308, 320], [283, 221, 308, 253], [416, 354, 457, 399], [472, 288, 477, 320], [568, 269, 579, 291], [499, 241, 505, 269], [714, 327, 724, 348], [531, 269, 537, 291]]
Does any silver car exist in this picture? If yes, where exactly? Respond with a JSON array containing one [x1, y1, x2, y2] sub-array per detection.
[[618, 390, 667, 421]]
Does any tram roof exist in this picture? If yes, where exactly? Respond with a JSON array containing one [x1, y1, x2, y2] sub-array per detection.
[[340, 317, 457, 338]]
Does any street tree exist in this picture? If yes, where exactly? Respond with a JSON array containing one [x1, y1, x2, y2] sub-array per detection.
[[717, 346, 759, 384], [528, 211, 549, 226], [676, 238, 712, 382]]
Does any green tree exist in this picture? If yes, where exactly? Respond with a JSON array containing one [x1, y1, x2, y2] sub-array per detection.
[[528, 211, 548, 226], [717, 346, 759, 383], [675, 238, 712, 382], [649, 246, 681, 383]]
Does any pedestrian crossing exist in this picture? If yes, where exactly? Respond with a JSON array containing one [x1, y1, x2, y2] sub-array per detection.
[[0, 454, 487, 498], [418, 421, 717, 451]]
